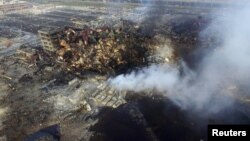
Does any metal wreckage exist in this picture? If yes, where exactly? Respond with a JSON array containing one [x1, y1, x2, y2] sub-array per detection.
[[37, 21, 173, 76], [0, 14, 210, 141], [8, 21, 177, 115], [57, 27, 148, 74], [13, 17, 205, 79]]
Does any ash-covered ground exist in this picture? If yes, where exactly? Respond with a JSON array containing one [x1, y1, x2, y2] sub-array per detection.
[[0, 1, 250, 141]]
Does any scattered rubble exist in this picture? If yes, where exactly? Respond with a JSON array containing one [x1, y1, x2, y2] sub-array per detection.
[[0, 16, 201, 140], [39, 25, 154, 75], [1, 2, 246, 141]]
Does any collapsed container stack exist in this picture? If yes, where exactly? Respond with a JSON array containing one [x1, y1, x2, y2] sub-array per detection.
[[52, 25, 153, 74]]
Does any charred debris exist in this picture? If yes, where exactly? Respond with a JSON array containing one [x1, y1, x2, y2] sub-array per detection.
[[37, 21, 165, 77], [11, 17, 207, 85], [41, 26, 149, 75], [1, 17, 208, 98], [0, 10, 211, 140]]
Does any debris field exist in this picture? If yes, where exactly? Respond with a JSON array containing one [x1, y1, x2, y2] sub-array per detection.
[[0, 1, 250, 141]]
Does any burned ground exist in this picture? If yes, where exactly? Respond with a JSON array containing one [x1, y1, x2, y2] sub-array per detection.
[[90, 94, 250, 141], [0, 7, 212, 141], [0, 1, 249, 141]]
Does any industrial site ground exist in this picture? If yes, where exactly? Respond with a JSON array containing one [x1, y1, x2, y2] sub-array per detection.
[[0, 1, 250, 141]]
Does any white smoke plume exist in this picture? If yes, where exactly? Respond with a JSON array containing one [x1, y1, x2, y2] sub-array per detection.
[[109, 4, 250, 113]]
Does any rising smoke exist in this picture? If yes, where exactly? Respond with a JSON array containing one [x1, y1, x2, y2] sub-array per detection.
[[109, 3, 250, 113]]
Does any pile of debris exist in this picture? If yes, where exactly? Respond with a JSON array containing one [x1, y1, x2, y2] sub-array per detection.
[[52, 25, 152, 74]]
